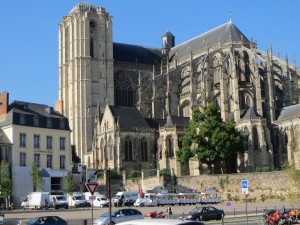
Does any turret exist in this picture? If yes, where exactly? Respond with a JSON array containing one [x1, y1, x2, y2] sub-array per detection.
[[161, 31, 175, 55]]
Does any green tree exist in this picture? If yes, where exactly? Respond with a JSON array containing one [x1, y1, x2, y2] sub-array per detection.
[[72, 145, 81, 163], [177, 103, 245, 173], [0, 161, 13, 207], [62, 172, 75, 195], [31, 164, 44, 191]]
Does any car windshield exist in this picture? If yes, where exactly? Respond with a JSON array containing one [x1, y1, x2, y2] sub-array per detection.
[[74, 196, 84, 200], [26, 217, 40, 224], [56, 196, 67, 201], [100, 198, 108, 201], [191, 207, 202, 213], [100, 210, 117, 218]]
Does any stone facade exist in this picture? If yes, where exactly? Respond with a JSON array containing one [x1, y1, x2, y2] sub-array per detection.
[[124, 171, 295, 203], [58, 3, 300, 175]]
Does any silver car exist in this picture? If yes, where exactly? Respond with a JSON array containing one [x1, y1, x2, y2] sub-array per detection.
[[93, 208, 143, 225]]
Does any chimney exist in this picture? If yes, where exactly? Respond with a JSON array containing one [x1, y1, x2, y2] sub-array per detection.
[[0, 92, 9, 121]]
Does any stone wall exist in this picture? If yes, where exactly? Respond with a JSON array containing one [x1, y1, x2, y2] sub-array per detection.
[[123, 171, 296, 202]]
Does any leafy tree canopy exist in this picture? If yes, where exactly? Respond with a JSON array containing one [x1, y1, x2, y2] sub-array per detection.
[[176, 103, 245, 170], [31, 164, 44, 191]]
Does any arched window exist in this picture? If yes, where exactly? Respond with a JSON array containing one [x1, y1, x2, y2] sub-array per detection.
[[243, 51, 250, 82], [125, 137, 133, 161], [284, 133, 288, 153], [140, 138, 148, 161], [252, 126, 259, 150], [90, 21, 95, 58], [166, 135, 174, 158], [115, 71, 135, 107], [108, 136, 113, 161], [180, 67, 191, 95]]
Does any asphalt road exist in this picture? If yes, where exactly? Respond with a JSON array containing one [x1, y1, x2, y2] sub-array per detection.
[[3, 201, 296, 225]]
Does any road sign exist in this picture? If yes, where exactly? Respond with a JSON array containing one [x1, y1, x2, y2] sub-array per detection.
[[86, 168, 98, 183], [241, 180, 248, 188], [241, 179, 249, 194], [85, 182, 99, 195]]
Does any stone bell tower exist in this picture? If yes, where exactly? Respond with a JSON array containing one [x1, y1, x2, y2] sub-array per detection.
[[57, 3, 114, 162]]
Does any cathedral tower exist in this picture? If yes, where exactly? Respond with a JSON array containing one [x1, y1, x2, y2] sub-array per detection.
[[58, 3, 114, 161]]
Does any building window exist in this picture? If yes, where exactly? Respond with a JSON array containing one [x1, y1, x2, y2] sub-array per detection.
[[20, 153, 26, 166], [114, 71, 135, 107], [125, 137, 133, 161], [34, 135, 40, 148], [60, 155, 65, 169], [20, 114, 26, 125], [59, 119, 65, 129], [47, 154, 53, 168], [20, 133, 26, 147], [141, 138, 148, 161], [60, 137, 65, 150], [46, 118, 52, 128], [47, 136, 53, 149], [253, 127, 259, 150], [167, 135, 174, 157], [34, 154, 40, 167], [33, 116, 39, 127]]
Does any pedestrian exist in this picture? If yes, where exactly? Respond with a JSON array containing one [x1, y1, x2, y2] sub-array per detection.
[[166, 205, 172, 219], [44, 199, 48, 210]]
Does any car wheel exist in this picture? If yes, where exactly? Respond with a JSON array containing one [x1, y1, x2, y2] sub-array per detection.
[[65, 206, 68, 209], [195, 217, 200, 221], [100, 204, 103, 208], [140, 203, 144, 207]]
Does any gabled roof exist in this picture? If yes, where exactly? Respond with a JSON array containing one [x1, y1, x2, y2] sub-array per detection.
[[242, 107, 261, 119], [169, 20, 250, 59], [276, 104, 300, 121], [113, 42, 162, 65], [108, 106, 150, 129]]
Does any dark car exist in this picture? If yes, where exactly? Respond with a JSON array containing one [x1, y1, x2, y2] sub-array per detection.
[[26, 216, 67, 225], [180, 206, 225, 221]]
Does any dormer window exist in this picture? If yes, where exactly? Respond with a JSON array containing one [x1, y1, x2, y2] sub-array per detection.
[[33, 116, 39, 127], [59, 119, 65, 129], [46, 118, 52, 128], [20, 114, 26, 125]]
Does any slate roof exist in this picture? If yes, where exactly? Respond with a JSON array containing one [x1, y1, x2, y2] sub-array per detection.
[[276, 104, 300, 121], [165, 116, 190, 127], [9, 101, 64, 118], [109, 106, 150, 129], [169, 20, 250, 59], [242, 107, 261, 119], [113, 42, 162, 65]]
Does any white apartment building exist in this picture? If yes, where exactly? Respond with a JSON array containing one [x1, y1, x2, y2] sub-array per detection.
[[0, 92, 72, 207]]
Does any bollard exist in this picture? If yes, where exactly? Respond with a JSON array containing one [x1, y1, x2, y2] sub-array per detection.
[[83, 219, 87, 225]]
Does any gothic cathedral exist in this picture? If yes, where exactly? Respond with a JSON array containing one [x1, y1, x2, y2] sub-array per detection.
[[56, 2, 300, 175]]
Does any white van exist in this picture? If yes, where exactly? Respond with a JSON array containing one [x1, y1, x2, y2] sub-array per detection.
[[67, 192, 90, 207], [112, 191, 139, 204], [134, 193, 157, 207], [93, 196, 110, 207], [49, 195, 69, 209], [21, 192, 50, 210]]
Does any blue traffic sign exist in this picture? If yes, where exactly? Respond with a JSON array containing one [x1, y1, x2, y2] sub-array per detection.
[[241, 180, 248, 189]]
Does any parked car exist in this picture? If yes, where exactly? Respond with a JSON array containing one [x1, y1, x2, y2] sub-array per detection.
[[93, 196, 109, 208], [93, 208, 143, 225], [144, 211, 166, 219], [118, 219, 205, 225], [26, 216, 67, 225], [179, 206, 225, 221]]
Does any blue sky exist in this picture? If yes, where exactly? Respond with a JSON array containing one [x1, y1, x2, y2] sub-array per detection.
[[1, 1, 299, 107]]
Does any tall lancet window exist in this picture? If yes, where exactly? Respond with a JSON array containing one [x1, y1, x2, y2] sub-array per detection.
[[125, 137, 133, 161], [253, 126, 259, 150], [115, 71, 135, 107], [90, 21, 95, 58], [166, 135, 174, 158]]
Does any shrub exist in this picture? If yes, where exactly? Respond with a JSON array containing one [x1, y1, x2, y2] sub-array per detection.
[[262, 166, 271, 172]]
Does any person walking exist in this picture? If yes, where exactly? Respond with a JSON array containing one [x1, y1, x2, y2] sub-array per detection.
[[166, 205, 172, 219], [44, 199, 49, 210]]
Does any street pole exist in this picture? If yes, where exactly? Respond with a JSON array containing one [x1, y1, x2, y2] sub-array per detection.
[[245, 194, 248, 225]]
